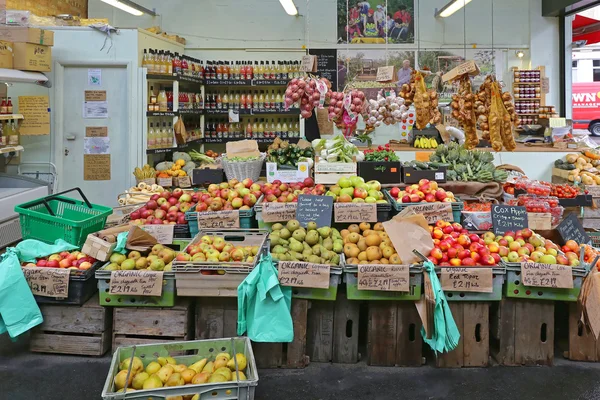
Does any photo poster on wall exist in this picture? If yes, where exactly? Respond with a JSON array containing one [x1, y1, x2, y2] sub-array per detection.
[[337, 0, 415, 45]]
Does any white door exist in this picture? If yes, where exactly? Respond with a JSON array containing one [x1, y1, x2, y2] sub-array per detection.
[[59, 65, 130, 206]]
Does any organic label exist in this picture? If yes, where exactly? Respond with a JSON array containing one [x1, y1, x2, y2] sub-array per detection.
[[441, 267, 493, 293], [262, 202, 297, 222], [140, 224, 174, 244], [376, 66, 394, 82], [334, 203, 377, 223], [520, 262, 573, 289], [22, 267, 70, 298], [197, 210, 240, 229], [357, 264, 410, 292], [109, 270, 164, 296], [278, 261, 330, 289], [404, 202, 453, 224]]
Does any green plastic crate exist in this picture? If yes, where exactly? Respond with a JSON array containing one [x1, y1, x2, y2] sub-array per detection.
[[436, 266, 505, 301], [383, 189, 463, 222], [186, 208, 257, 236], [96, 264, 176, 307], [15, 188, 112, 246], [102, 337, 257, 400], [503, 262, 585, 302], [344, 265, 423, 300]]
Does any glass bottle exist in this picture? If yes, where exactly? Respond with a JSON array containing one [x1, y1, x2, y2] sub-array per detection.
[[142, 49, 149, 71], [216, 92, 222, 110], [257, 91, 265, 109], [246, 91, 253, 109], [147, 122, 155, 148], [222, 91, 229, 109], [270, 90, 276, 109], [270, 60, 276, 79], [240, 92, 246, 110], [166, 52, 173, 75], [158, 90, 167, 112], [167, 122, 174, 147], [223, 61, 230, 80], [265, 61, 270, 80], [246, 120, 253, 138], [234, 91, 240, 110], [7, 97, 13, 114]]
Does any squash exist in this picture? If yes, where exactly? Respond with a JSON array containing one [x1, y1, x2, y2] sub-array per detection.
[[584, 149, 600, 160], [594, 175, 600, 185], [566, 153, 579, 163]]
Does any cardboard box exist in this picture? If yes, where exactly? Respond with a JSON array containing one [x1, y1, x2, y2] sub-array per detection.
[[13, 42, 51, 72], [0, 40, 13, 69], [82, 234, 117, 262], [0, 27, 54, 46]]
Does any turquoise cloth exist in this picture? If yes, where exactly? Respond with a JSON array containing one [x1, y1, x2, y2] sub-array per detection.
[[421, 260, 461, 354], [0, 239, 78, 338], [113, 231, 129, 254], [237, 254, 293, 342]]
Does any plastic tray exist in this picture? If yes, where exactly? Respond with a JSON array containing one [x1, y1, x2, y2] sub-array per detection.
[[33, 261, 102, 305], [15, 187, 112, 246], [503, 262, 586, 302], [95, 264, 176, 307], [101, 337, 257, 400], [383, 189, 463, 222], [344, 264, 423, 300], [436, 266, 505, 302]]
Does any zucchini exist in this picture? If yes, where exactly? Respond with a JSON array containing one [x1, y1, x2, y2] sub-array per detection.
[[429, 162, 451, 168]]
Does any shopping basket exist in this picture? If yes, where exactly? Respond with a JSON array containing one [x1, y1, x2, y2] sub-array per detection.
[[14, 187, 113, 246]]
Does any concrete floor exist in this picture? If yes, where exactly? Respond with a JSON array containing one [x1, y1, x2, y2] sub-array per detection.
[[3, 335, 600, 400]]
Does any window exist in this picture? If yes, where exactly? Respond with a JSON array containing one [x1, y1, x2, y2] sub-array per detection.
[[594, 60, 600, 81]]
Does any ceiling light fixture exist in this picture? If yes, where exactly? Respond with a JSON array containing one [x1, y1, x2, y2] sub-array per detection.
[[279, 0, 298, 16], [516, 50, 525, 58], [435, 0, 473, 18], [100, 0, 157, 16]]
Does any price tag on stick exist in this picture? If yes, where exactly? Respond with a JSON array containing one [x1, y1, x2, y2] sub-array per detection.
[[404, 202, 453, 224]]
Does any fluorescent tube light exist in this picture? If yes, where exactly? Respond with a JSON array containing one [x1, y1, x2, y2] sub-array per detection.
[[279, 0, 298, 16], [435, 0, 473, 18], [100, 0, 157, 17]]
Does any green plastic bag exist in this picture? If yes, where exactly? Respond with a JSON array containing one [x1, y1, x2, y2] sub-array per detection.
[[113, 231, 129, 254], [0, 239, 78, 338], [421, 260, 460, 354], [237, 254, 293, 342]]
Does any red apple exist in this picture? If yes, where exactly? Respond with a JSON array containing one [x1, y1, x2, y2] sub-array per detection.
[[172, 188, 183, 199], [177, 215, 187, 224], [461, 257, 476, 266], [150, 194, 160, 201], [243, 194, 257, 207], [390, 187, 400, 199], [36, 259, 48, 267], [146, 200, 158, 210], [401, 195, 411, 203], [59, 259, 71, 268], [47, 260, 59, 268]]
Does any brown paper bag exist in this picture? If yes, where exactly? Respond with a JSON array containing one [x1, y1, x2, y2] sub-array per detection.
[[226, 140, 260, 159], [174, 117, 188, 145], [93, 223, 131, 243], [126, 225, 158, 252], [383, 214, 434, 264]]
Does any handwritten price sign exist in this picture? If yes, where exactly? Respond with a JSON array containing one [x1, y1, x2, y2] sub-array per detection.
[[22, 267, 70, 298], [334, 203, 377, 223], [262, 202, 297, 223], [441, 268, 493, 293], [278, 261, 330, 289], [109, 270, 164, 296], [197, 210, 240, 229], [357, 264, 410, 292], [520, 262, 573, 289], [404, 202, 453, 224]]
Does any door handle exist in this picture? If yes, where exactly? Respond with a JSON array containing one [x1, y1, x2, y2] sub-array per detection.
[[66, 135, 76, 141]]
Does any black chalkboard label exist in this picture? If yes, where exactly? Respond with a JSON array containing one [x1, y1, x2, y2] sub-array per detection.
[[492, 205, 528, 235], [557, 212, 591, 245], [296, 195, 333, 228], [309, 49, 338, 92]]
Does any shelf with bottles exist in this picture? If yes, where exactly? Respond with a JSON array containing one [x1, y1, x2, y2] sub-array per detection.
[[142, 49, 204, 81], [0, 117, 22, 149], [203, 117, 301, 144], [204, 88, 296, 112], [201, 136, 300, 145]]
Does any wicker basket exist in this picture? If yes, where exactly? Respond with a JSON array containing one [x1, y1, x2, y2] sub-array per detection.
[[222, 155, 265, 182]]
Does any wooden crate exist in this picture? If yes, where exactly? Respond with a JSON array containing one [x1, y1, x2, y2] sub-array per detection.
[[491, 298, 554, 366], [30, 294, 111, 356], [436, 302, 489, 368], [566, 303, 600, 361], [112, 299, 192, 352], [306, 294, 360, 363], [314, 157, 357, 185], [195, 297, 238, 340], [253, 299, 309, 369], [367, 301, 424, 367]]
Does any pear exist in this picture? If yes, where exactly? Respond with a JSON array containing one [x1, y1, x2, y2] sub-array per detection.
[[213, 356, 229, 370], [191, 372, 211, 384], [226, 353, 248, 371], [172, 364, 187, 373], [317, 227, 331, 238], [272, 245, 287, 254], [216, 352, 232, 360], [306, 221, 317, 231], [213, 367, 232, 381], [181, 369, 196, 384], [289, 240, 304, 253], [292, 229, 306, 242], [201, 361, 214, 373], [156, 365, 174, 383], [135, 257, 148, 270], [302, 249, 313, 258], [233, 371, 247, 381], [208, 374, 228, 383], [286, 219, 300, 232], [165, 372, 185, 387], [166, 356, 177, 365], [157, 357, 168, 366], [146, 361, 161, 375], [333, 241, 343, 254], [119, 356, 143, 374], [142, 374, 163, 389], [164, 262, 172, 272], [331, 253, 340, 266], [105, 262, 119, 271], [114, 370, 134, 390], [311, 244, 321, 256], [149, 259, 166, 271], [303, 242, 311, 252], [290, 251, 304, 261], [323, 238, 333, 251], [305, 231, 319, 245], [188, 358, 207, 373], [120, 259, 136, 270], [269, 233, 280, 247], [132, 372, 150, 390], [272, 223, 284, 231], [279, 228, 291, 240]]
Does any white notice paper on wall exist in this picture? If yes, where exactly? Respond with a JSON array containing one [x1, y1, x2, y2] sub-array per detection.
[[88, 68, 102, 86], [83, 101, 108, 118], [84, 137, 110, 155]]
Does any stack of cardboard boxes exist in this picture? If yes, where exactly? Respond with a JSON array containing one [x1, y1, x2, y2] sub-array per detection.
[[0, 27, 53, 72]]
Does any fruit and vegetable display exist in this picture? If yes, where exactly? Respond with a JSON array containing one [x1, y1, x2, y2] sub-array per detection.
[[132, 164, 158, 182], [23, 251, 98, 271], [428, 142, 508, 182], [130, 189, 196, 225], [474, 75, 518, 151], [258, 178, 320, 203], [398, 71, 441, 128], [284, 76, 332, 119], [120, 181, 166, 206], [156, 159, 193, 178], [554, 152, 600, 186], [189, 149, 219, 166], [312, 135, 364, 163], [194, 180, 260, 212], [326, 177, 386, 203], [270, 220, 342, 265], [363, 144, 399, 162], [111, 352, 248, 393], [103, 245, 177, 272], [463, 202, 492, 212], [413, 136, 439, 149], [266, 138, 315, 167], [388, 179, 456, 204], [362, 92, 409, 129], [181, 235, 259, 266], [341, 222, 401, 265], [327, 89, 366, 131]]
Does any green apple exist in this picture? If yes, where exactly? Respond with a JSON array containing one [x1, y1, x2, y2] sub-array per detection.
[[365, 197, 377, 203], [340, 187, 355, 197], [338, 177, 352, 188]]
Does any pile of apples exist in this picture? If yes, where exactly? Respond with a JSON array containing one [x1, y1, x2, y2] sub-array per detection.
[[561, 239, 597, 268], [178, 235, 260, 275], [327, 176, 386, 204], [103, 245, 177, 272], [389, 179, 456, 204], [195, 179, 260, 212], [130, 189, 197, 226], [23, 251, 97, 271], [260, 178, 319, 203]]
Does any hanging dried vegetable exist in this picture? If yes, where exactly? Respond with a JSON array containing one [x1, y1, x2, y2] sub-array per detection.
[[401, 71, 442, 130], [450, 74, 478, 149]]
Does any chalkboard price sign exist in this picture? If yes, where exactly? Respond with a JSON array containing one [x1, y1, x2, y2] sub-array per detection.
[[308, 49, 338, 91], [296, 195, 333, 228], [557, 212, 591, 245], [492, 205, 528, 235]]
